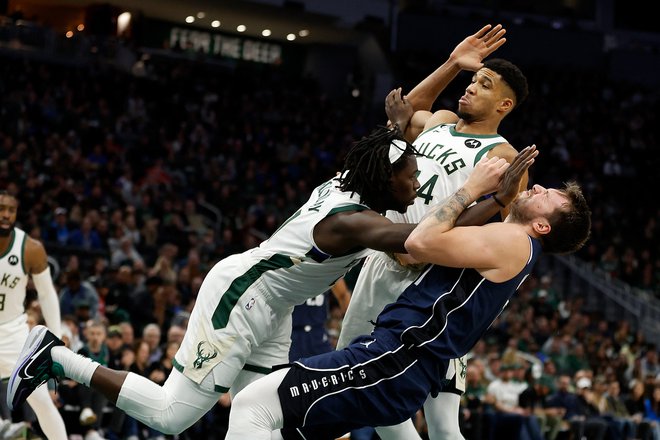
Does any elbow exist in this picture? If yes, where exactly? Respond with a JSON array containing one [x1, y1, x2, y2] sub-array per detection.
[[404, 233, 425, 259]]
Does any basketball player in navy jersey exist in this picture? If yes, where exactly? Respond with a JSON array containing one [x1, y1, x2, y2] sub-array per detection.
[[222, 153, 592, 439], [338, 24, 529, 439], [0, 191, 67, 440]]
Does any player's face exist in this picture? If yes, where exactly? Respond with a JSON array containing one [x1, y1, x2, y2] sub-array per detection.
[[508, 185, 569, 223], [0, 195, 18, 237], [389, 156, 420, 214], [456, 68, 509, 122]]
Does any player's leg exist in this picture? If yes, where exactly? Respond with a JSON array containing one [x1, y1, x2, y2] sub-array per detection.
[[226, 367, 288, 439], [423, 357, 468, 440], [374, 419, 423, 440], [25, 383, 67, 440], [423, 392, 464, 439]]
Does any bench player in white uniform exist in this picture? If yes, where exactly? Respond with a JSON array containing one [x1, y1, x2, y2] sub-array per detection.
[[0, 191, 67, 440], [337, 25, 530, 439]]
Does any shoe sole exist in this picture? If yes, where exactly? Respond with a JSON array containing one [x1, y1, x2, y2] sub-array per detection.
[[6, 325, 49, 411]]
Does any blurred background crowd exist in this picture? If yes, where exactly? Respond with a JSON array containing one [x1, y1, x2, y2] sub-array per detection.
[[1, 0, 659, 438]]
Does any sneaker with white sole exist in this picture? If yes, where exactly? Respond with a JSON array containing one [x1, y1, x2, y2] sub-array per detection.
[[6, 325, 65, 411]]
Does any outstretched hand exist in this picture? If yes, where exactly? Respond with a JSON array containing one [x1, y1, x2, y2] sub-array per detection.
[[495, 145, 538, 204], [464, 155, 510, 198], [450, 24, 507, 72], [385, 87, 413, 133]]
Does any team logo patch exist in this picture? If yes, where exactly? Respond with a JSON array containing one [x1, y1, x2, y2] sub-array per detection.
[[8, 255, 18, 265], [245, 297, 255, 310], [459, 357, 467, 380], [193, 341, 218, 369], [464, 139, 482, 149]]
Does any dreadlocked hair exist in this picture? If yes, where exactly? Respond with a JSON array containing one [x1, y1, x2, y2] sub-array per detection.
[[339, 125, 419, 205]]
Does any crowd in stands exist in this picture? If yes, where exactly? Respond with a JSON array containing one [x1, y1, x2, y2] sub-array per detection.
[[0, 22, 659, 439]]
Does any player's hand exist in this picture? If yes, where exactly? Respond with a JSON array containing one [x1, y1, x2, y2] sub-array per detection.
[[495, 145, 538, 205], [385, 87, 413, 133], [450, 24, 507, 72], [464, 156, 510, 198]]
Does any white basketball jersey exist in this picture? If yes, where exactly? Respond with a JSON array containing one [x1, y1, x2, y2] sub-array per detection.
[[249, 176, 372, 307], [0, 228, 29, 324], [387, 123, 508, 223]]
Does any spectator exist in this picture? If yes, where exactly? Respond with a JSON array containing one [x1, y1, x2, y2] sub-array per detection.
[[59, 270, 100, 320]]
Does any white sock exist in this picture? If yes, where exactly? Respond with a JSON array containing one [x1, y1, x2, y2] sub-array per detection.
[[51, 346, 99, 387]]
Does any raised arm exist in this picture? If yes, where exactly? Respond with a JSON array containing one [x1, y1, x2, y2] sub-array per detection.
[[406, 24, 507, 112], [401, 24, 507, 141]]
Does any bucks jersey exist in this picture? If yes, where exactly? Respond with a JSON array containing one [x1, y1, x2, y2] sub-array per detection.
[[0, 228, 28, 324], [248, 176, 371, 308], [387, 123, 507, 223]]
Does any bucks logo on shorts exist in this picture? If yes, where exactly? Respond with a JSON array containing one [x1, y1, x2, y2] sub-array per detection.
[[193, 341, 218, 369]]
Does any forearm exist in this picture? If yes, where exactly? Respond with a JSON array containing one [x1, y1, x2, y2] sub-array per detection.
[[405, 57, 461, 111], [32, 267, 62, 337], [411, 186, 477, 239], [455, 197, 503, 227]]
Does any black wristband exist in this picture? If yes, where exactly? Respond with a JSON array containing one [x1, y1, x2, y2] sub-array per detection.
[[492, 194, 506, 208]]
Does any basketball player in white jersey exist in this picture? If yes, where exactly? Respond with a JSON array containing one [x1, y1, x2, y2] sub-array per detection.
[[7, 124, 427, 436], [0, 191, 67, 440], [337, 25, 530, 439]]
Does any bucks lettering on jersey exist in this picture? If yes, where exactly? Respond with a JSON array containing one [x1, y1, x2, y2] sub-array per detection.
[[248, 176, 371, 307], [0, 228, 28, 322], [387, 123, 507, 224]]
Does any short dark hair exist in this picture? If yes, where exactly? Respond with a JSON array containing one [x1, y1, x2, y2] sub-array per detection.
[[540, 181, 591, 255], [483, 58, 529, 108], [339, 126, 419, 205]]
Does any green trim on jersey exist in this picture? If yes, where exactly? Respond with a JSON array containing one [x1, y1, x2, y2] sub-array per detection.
[[20, 232, 27, 275], [243, 363, 272, 375], [416, 122, 445, 139], [173, 358, 184, 373], [327, 204, 369, 217], [448, 126, 505, 139], [0, 229, 15, 259], [215, 384, 230, 393], [211, 253, 295, 330], [473, 142, 505, 165]]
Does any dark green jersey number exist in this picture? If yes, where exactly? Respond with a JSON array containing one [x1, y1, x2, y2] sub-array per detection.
[[0, 293, 5, 311], [417, 174, 439, 205]]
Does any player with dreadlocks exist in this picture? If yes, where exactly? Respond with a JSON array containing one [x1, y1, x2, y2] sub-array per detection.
[[6, 97, 428, 437], [339, 125, 421, 211]]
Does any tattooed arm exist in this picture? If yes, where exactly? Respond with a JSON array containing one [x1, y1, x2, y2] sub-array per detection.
[[405, 156, 531, 282]]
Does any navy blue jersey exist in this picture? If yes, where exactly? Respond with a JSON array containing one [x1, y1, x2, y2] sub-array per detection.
[[289, 292, 332, 362], [376, 236, 540, 361], [278, 237, 541, 438]]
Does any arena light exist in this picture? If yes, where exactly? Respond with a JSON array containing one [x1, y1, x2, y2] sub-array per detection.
[[197, 12, 206, 19], [77, 24, 85, 32], [286, 33, 296, 41], [211, 20, 220, 28], [185, 15, 195, 24], [117, 12, 131, 34], [298, 29, 309, 37], [65, 31, 73, 38], [237, 24, 246, 32], [262, 29, 271, 37]]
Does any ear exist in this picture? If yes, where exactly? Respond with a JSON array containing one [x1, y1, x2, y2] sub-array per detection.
[[498, 97, 514, 114], [532, 218, 551, 235]]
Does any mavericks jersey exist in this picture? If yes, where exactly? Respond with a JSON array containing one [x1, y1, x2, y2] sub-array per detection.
[[0, 228, 28, 324], [376, 236, 541, 362], [248, 176, 371, 308], [388, 123, 507, 223]]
